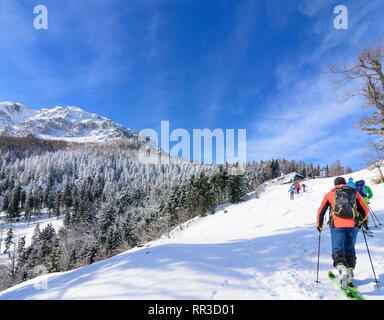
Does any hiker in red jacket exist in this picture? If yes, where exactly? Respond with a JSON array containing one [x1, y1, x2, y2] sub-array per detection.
[[317, 177, 369, 289], [295, 182, 300, 195]]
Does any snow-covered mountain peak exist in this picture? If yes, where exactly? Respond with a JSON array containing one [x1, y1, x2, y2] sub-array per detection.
[[0, 102, 37, 127], [33, 106, 106, 125], [43, 106, 100, 119], [0, 102, 137, 142], [0, 101, 31, 113]]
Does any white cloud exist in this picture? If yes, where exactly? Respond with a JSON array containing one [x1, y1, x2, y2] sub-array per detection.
[[247, 0, 384, 168], [247, 71, 369, 167]]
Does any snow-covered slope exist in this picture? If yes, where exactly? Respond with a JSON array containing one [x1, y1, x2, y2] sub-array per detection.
[[1, 167, 384, 300], [0, 213, 63, 266], [0, 102, 138, 142]]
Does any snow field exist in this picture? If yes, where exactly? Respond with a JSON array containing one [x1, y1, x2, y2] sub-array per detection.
[[1, 167, 384, 300]]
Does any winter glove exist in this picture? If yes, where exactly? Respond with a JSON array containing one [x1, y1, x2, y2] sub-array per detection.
[[358, 220, 366, 230], [317, 226, 322, 233]]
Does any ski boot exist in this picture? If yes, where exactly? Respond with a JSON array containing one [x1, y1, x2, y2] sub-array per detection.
[[335, 263, 348, 290], [347, 268, 354, 288]]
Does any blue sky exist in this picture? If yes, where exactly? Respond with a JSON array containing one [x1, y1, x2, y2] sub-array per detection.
[[0, 0, 383, 170]]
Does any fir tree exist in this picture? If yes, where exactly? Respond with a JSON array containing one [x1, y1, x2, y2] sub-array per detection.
[[3, 228, 14, 256], [98, 204, 117, 244], [47, 249, 60, 273], [7, 184, 22, 221], [229, 174, 246, 204], [61, 181, 72, 211], [2, 193, 9, 213], [24, 192, 33, 224], [67, 248, 77, 270], [54, 191, 61, 218], [64, 211, 71, 227], [88, 245, 98, 265]]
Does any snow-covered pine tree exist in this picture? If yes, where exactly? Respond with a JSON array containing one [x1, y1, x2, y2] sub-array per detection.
[[229, 173, 246, 204], [3, 228, 14, 256], [47, 249, 60, 273], [87, 245, 98, 265]]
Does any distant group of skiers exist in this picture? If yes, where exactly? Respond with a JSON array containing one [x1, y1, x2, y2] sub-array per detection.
[[288, 182, 307, 200], [316, 177, 374, 290]]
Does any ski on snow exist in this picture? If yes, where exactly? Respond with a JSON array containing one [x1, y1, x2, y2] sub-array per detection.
[[347, 283, 365, 300], [328, 271, 364, 300]]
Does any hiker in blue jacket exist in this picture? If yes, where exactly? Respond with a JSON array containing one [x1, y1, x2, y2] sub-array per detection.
[[347, 177, 356, 189], [288, 185, 295, 200]]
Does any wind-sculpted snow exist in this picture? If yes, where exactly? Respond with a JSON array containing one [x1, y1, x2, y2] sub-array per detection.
[[1, 167, 384, 300]]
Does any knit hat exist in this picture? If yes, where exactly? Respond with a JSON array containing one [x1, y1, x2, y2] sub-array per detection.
[[334, 177, 346, 185]]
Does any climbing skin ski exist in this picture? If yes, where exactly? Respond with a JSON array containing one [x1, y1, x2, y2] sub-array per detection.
[[347, 283, 365, 300], [328, 271, 364, 300]]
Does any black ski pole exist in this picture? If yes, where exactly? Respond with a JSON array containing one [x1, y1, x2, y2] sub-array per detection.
[[370, 210, 378, 228], [369, 205, 382, 225], [368, 205, 378, 227], [373, 212, 380, 227], [315, 231, 321, 284], [361, 228, 380, 287]]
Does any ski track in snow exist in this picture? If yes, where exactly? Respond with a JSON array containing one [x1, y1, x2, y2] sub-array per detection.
[[1, 168, 384, 300]]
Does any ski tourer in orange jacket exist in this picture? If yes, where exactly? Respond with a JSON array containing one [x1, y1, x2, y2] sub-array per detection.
[[317, 184, 369, 229]]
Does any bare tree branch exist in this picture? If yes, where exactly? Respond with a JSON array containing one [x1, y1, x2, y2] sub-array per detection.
[[328, 41, 384, 148]]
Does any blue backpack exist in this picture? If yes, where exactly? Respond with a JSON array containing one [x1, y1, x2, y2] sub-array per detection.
[[355, 180, 367, 197]]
